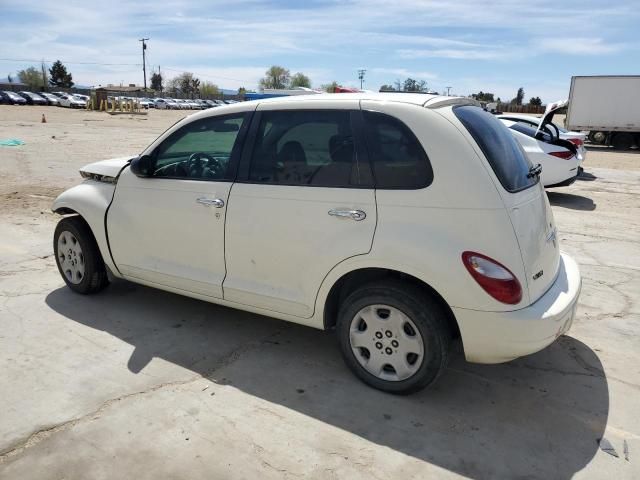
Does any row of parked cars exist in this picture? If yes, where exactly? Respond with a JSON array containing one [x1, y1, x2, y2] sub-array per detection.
[[0, 90, 89, 108], [0, 90, 239, 110]]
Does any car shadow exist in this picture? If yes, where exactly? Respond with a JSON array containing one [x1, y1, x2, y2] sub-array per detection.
[[577, 171, 597, 182], [547, 191, 596, 211], [45, 282, 609, 480]]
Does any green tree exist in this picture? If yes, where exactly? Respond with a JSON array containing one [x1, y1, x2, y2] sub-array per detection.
[[190, 77, 200, 98], [18, 66, 45, 90], [511, 87, 525, 105], [48, 60, 74, 88], [321, 81, 339, 93], [379, 84, 395, 92], [471, 91, 495, 102], [237, 87, 247, 96], [403, 78, 427, 92], [529, 96, 542, 106], [290, 72, 311, 88], [200, 81, 220, 97], [150, 72, 163, 91], [259, 65, 290, 90]]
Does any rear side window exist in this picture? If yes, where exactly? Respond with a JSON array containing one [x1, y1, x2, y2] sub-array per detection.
[[362, 111, 432, 189], [454, 106, 536, 192], [509, 122, 552, 143]]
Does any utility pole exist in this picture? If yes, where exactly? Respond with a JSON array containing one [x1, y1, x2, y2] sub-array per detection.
[[139, 38, 149, 90], [41, 60, 47, 91], [358, 69, 366, 90], [446, 86, 452, 96], [158, 65, 162, 93]]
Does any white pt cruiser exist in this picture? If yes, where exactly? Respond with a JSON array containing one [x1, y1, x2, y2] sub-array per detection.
[[52, 93, 582, 394]]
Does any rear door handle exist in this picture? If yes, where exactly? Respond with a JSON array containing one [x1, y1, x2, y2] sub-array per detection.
[[196, 197, 225, 208], [328, 209, 366, 221]]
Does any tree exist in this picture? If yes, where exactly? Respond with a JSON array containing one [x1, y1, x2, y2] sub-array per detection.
[[7, 74, 13, 84], [190, 77, 200, 97], [321, 81, 339, 93], [529, 96, 542, 106], [48, 60, 74, 88], [259, 65, 290, 90], [237, 87, 247, 96], [200, 81, 220, 97], [290, 72, 311, 88], [150, 72, 163, 91], [403, 78, 427, 92], [511, 87, 525, 105], [18, 66, 45, 90], [471, 91, 495, 102], [379, 84, 395, 92]]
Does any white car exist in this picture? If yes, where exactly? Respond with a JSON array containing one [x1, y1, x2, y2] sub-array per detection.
[[51, 93, 581, 394], [497, 113, 587, 163], [498, 117, 581, 187], [57, 93, 86, 108], [39, 92, 61, 106]]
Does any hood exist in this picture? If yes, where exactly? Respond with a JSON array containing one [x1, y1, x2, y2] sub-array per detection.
[[79, 156, 134, 182], [535, 99, 569, 136]]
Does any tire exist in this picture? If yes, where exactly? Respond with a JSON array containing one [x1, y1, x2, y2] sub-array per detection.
[[611, 132, 634, 150], [336, 281, 451, 394], [53, 216, 109, 294]]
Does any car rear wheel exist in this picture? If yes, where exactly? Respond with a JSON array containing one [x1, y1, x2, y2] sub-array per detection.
[[54, 216, 109, 294], [336, 281, 451, 394]]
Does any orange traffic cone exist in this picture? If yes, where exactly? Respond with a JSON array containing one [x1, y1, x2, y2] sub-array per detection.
[[41, 114, 46, 123]]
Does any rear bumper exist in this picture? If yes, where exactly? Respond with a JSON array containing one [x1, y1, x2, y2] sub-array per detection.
[[453, 252, 581, 364]]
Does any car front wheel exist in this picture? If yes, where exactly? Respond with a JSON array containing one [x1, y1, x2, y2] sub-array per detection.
[[54, 216, 109, 294], [337, 281, 451, 394]]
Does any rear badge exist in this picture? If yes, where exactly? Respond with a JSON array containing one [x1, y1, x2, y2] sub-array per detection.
[[533, 270, 544, 280]]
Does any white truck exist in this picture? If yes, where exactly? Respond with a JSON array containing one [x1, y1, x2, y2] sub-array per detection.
[[566, 75, 640, 150]]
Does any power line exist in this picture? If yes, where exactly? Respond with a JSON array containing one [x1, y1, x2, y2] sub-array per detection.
[[0, 58, 141, 66]]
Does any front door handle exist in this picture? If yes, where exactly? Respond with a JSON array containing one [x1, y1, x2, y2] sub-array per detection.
[[328, 209, 366, 221], [196, 197, 225, 208]]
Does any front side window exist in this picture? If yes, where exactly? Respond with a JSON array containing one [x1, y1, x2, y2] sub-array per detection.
[[454, 105, 536, 192], [152, 114, 246, 180], [248, 110, 360, 187], [362, 111, 432, 189]]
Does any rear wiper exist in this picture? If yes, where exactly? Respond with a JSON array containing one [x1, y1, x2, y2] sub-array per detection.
[[527, 164, 542, 178]]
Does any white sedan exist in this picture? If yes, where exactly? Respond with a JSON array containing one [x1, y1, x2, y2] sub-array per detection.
[[497, 114, 587, 163], [57, 93, 86, 108]]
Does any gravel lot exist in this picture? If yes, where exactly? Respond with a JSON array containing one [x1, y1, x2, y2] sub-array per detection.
[[0, 105, 639, 479]]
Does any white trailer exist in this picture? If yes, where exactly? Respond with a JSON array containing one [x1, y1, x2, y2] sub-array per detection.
[[566, 75, 640, 149]]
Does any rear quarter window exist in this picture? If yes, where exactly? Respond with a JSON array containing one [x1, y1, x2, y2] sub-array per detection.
[[454, 106, 536, 192]]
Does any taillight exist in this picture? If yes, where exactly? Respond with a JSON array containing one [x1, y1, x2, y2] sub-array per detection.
[[567, 138, 584, 148], [462, 251, 522, 305], [549, 150, 575, 160]]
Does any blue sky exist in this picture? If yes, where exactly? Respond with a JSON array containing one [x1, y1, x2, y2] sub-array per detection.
[[1, 0, 638, 102]]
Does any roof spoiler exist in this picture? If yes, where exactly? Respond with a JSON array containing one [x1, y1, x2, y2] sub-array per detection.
[[424, 97, 480, 109]]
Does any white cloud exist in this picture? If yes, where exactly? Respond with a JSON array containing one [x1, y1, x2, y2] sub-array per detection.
[[370, 68, 438, 80], [534, 37, 625, 55]]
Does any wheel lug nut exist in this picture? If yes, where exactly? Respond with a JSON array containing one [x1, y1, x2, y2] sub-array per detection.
[[375, 332, 383, 339], [385, 347, 393, 355], [375, 342, 383, 349], [391, 340, 399, 348], [385, 330, 392, 338]]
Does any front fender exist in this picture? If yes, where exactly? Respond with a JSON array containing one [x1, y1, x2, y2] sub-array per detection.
[[52, 180, 120, 276]]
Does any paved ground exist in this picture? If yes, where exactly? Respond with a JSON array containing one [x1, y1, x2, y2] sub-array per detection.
[[0, 105, 639, 479]]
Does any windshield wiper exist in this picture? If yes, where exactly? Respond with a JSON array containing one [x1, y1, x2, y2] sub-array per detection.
[[527, 164, 542, 178]]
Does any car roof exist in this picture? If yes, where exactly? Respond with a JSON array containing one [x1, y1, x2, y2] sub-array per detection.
[[249, 92, 474, 108]]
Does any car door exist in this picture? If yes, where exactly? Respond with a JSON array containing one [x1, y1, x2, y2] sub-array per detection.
[[107, 112, 251, 298], [223, 101, 377, 318]]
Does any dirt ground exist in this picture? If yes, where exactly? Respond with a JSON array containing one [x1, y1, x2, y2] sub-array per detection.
[[0, 104, 639, 479]]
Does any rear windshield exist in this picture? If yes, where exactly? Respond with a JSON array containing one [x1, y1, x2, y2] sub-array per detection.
[[509, 122, 552, 143], [454, 106, 536, 192]]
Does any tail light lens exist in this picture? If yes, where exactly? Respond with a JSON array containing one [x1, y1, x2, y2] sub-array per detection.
[[549, 150, 575, 160], [567, 138, 584, 148], [462, 252, 522, 305]]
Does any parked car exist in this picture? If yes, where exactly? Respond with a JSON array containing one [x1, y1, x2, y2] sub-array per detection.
[[57, 93, 86, 108], [1, 90, 27, 105], [139, 97, 155, 108], [203, 99, 219, 108], [39, 92, 61, 106], [497, 112, 587, 163], [51, 93, 581, 394], [18, 91, 48, 105], [498, 117, 581, 187]]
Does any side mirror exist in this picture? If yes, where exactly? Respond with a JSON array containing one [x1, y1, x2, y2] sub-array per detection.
[[130, 155, 153, 177]]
